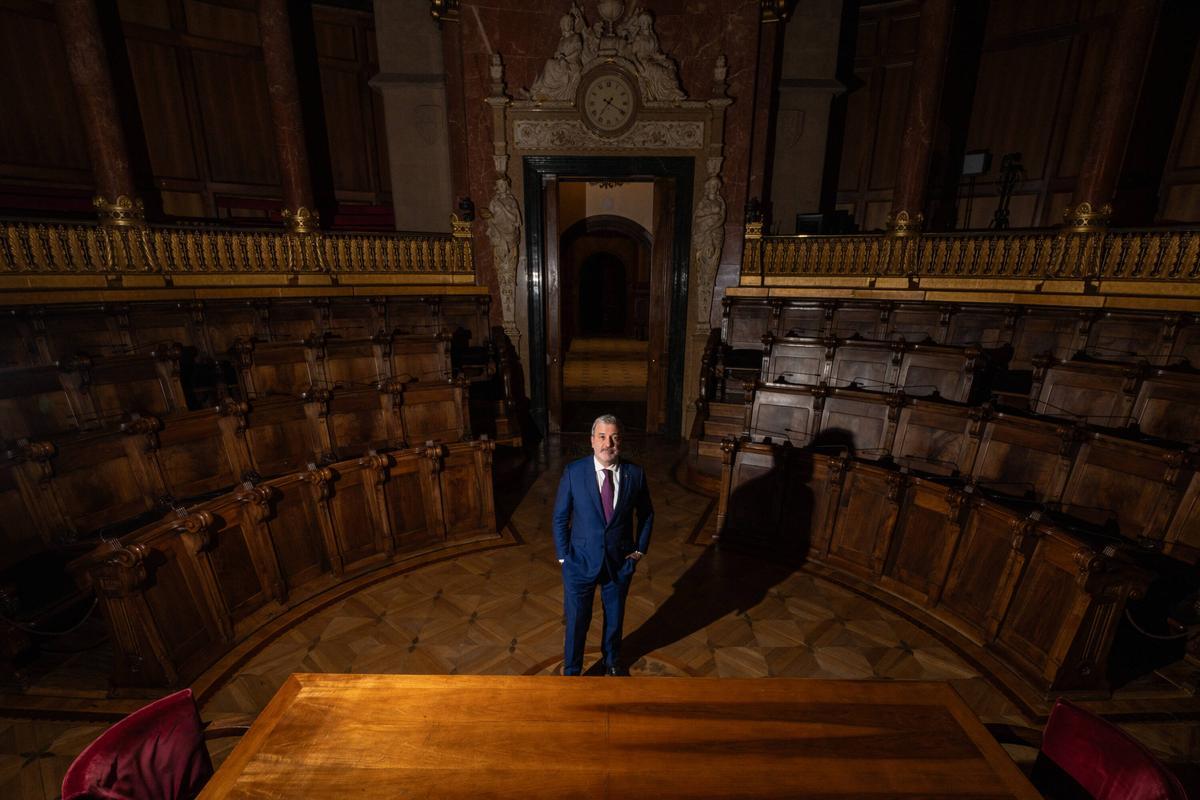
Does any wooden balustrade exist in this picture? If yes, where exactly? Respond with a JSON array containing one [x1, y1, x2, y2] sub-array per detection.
[[0, 218, 476, 292], [716, 439, 1155, 698], [743, 227, 1200, 287], [69, 439, 498, 688], [736, 383, 1200, 563]]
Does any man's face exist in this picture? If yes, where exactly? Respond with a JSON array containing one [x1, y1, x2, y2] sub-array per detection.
[[591, 422, 621, 467]]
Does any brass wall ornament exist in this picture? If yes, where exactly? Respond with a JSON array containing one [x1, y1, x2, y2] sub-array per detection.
[[1062, 201, 1113, 233], [885, 210, 923, 238], [282, 206, 320, 234], [93, 195, 145, 227]]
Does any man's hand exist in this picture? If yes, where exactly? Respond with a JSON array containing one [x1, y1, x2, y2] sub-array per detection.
[[626, 551, 643, 561]]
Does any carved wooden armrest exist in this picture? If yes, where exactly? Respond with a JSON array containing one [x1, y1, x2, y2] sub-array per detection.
[[203, 714, 255, 740]]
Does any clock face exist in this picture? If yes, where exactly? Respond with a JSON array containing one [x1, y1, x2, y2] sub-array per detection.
[[580, 71, 637, 137]]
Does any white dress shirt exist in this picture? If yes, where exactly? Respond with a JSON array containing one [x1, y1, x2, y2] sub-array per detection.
[[593, 456, 620, 507]]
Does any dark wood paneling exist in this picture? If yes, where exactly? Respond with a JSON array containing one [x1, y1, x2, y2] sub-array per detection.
[[0, 7, 90, 175], [191, 49, 278, 186], [126, 39, 200, 180], [320, 66, 372, 193]]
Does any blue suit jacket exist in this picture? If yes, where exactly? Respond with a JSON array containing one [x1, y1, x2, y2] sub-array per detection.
[[553, 456, 654, 580]]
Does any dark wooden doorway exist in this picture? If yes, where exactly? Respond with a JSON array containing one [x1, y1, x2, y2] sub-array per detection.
[[526, 158, 692, 437]]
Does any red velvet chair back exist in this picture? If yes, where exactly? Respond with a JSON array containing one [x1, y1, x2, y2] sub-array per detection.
[[1037, 698, 1189, 800], [61, 688, 214, 800]]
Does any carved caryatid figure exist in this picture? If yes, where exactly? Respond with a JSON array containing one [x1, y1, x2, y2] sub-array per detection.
[[484, 177, 523, 332], [529, 7, 585, 101], [692, 175, 726, 330]]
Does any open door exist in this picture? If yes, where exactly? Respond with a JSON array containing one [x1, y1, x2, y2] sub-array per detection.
[[645, 177, 674, 433], [543, 175, 563, 434]]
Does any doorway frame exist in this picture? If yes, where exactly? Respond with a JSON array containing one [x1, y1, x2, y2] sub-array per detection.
[[523, 155, 694, 438]]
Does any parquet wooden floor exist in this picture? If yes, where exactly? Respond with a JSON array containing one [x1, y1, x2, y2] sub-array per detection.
[[563, 337, 647, 399], [3, 435, 1197, 799]]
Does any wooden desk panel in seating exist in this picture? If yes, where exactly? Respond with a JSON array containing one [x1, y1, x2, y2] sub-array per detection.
[[200, 674, 1040, 800], [1131, 370, 1200, 443], [724, 298, 776, 350], [1057, 432, 1189, 543], [831, 302, 888, 339], [1031, 359, 1140, 428], [1008, 310, 1085, 370]]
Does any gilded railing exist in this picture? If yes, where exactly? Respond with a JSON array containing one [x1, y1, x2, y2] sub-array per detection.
[[0, 219, 475, 278], [745, 226, 1200, 284]]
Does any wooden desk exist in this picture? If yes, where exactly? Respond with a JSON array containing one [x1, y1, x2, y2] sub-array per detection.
[[201, 674, 1039, 799]]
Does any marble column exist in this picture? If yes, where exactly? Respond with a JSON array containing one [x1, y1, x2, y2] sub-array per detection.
[[1065, 0, 1160, 231], [887, 0, 954, 237], [259, 0, 317, 232], [55, 0, 143, 226]]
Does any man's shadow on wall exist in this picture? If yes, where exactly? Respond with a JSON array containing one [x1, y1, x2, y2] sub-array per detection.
[[617, 430, 856, 672]]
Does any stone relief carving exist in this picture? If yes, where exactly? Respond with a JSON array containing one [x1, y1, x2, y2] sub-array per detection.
[[482, 176, 522, 334], [513, 119, 704, 150], [692, 175, 726, 332], [526, 2, 685, 103], [528, 8, 585, 102]]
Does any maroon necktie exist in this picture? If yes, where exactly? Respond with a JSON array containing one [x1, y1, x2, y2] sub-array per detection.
[[601, 468, 614, 523]]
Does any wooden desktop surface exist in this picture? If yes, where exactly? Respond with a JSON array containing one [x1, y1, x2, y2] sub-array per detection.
[[200, 674, 1040, 799]]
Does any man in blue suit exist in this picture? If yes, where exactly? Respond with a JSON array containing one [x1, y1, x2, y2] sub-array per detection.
[[553, 414, 654, 676]]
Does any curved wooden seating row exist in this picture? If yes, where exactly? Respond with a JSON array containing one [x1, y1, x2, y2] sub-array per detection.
[[722, 297, 1200, 371], [741, 382, 1199, 563], [715, 438, 1154, 699], [0, 381, 472, 558], [1030, 358, 1200, 442], [0, 295, 492, 370], [0, 331, 455, 441], [758, 334, 989, 404], [68, 439, 499, 688]]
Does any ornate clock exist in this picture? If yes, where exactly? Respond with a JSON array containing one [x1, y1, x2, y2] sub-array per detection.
[[578, 68, 639, 138]]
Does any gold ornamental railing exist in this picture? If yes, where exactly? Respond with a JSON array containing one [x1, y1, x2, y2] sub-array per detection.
[[743, 225, 1200, 285], [0, 218, 475, 284]]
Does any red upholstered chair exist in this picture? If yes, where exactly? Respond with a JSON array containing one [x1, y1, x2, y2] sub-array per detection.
[[61, 688, 246, 800], [1029, 699, 1190, 800]]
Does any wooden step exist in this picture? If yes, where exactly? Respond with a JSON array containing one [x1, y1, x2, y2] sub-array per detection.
[[704, 418, 742, 438], [707, 401, 743, 419], [697, 436, 727, 460]]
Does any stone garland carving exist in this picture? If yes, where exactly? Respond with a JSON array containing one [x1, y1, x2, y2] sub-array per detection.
[[513, 119, 704, 151], [692, 175, 726, 332], [527, 3, 685, 103], [482, 176, 522, 335]]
